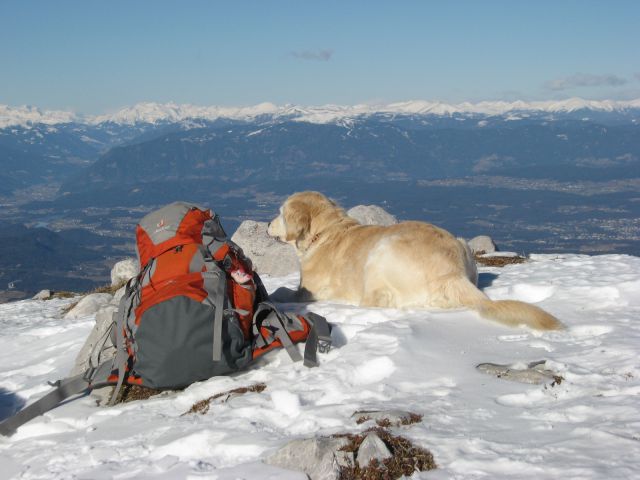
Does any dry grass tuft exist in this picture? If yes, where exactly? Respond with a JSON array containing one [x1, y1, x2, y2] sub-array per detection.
[[114, 384, 163, 404], [474, 253, 527, 267], [335, 427, 436, 479], [91, 279, 128, 296], [183, 383, 267, 415], [51, 291, 77, 299]]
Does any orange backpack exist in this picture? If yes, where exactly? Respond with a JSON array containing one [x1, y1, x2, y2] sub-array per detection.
[[0, 202, 331, 436], [106, 202, 331, 404]]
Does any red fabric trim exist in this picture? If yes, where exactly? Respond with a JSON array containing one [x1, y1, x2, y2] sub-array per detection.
[[252, 315, 311, 359]]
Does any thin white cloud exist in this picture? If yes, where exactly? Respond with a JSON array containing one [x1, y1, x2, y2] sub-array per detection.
[[290, 49, 334, 61], [545, 73, 628, 91]]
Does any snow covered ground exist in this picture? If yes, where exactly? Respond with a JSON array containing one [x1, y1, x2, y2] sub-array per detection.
[[1, 254, 639, 479]]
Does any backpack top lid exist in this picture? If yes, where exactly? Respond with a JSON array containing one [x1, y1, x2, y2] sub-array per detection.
[[136, 201, 214, 268]]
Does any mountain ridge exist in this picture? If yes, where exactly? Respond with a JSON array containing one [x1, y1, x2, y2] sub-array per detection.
[[3, 97, 640, 128]]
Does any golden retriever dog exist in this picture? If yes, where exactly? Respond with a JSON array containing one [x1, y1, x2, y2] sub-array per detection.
[[267, 191, 562, 330]]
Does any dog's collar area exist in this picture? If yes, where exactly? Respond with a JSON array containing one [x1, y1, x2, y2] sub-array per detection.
[[301, 232, 322, 252]]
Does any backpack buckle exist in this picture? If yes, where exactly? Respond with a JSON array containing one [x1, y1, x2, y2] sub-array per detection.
[[318, 339, 331, 354]]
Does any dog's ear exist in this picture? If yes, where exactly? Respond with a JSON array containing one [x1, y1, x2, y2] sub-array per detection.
[[284, 200, 311, 243]]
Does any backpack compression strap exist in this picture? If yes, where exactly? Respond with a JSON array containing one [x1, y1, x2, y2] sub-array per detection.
[[252, 302, 332, 367], [301, 312, 332, 367]]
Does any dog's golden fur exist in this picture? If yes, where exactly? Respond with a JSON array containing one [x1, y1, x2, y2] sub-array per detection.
[[268, 191, 562, 330]]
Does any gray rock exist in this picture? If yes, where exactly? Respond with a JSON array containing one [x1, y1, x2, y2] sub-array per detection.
[[231, 220, 299, 277], [72, 286, 125, 376], [110, 258, 138, 286], [32, 289, 52, 300], [266, 436, 349, 480], [112, 286, 126, 305], [70, 303, 117, 376], [468, 235, 497, 254], [476, 361, 561, 385], [351, 409, 422, 427], [347, 205, 398, 226], [334, 450, 355, 468], [64, 293, 113, 319], [356, 433, 392, 467]]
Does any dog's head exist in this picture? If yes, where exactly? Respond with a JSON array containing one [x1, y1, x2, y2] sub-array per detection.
[[267, 191, 340, 250]]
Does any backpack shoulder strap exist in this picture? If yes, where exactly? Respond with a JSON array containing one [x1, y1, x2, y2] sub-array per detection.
[[0, 359, 113, 437]]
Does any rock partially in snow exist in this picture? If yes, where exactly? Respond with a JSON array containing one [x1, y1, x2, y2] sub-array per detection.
[[476, 361, 562, 385], [334, 451, 355, 468], [64, 293, 112, 319], [266, 437, 349, 480], [356, 432, 392, 467], [347, 205, 398, 226], [231, 221, 299, 277], [70, 303, 117, 376], [351, 409, 422, 427], [110, 258, 138, 286], [71, 287, 126, 377], [468, 235, 497, 254], [32, 290, 51, 300]]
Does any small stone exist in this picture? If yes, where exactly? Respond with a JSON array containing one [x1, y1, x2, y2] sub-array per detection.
[[356, 432, 392, 467], [110, 258, 139, 286], [32, 289, 51, 300], [476, 361, 559, 385], [351, 409, 422, 427], [468, 235, 497, 254], [347, 205, 398, 226]]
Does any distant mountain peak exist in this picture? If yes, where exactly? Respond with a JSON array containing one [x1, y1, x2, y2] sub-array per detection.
[[1, 98, 639, 128], [0, 104, 78, 129]]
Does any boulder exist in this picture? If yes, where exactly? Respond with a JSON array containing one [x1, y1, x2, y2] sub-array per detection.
[[468, 235, 497, 254], [110, 258, 138, 287], [231, 220, 299, 277], [266, 436, 349, 480], [32, 289, 51, 300], [347, 205, 398, 226], [64, 293, 112, 319]]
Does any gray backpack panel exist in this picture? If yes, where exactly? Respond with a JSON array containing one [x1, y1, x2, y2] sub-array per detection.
[[134, 295, 252, 389]]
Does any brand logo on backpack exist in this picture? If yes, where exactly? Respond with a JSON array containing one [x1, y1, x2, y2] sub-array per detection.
[[154, 218, 170, 234]]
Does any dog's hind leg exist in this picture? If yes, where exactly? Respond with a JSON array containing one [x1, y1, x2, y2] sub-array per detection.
[[361, 285, 396, 308]]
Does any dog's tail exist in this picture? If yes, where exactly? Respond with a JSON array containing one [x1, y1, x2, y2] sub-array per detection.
[[441, 276, 563, 330]]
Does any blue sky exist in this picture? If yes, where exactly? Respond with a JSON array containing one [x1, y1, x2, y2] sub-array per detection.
[[1, 0, 639, 113]]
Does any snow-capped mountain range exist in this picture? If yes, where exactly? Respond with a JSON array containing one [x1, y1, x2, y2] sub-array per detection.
[[2, 98, 640, 128]]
